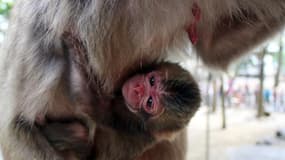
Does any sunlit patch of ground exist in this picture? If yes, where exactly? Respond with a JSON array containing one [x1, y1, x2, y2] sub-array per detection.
[[187, 106, 285, 160]]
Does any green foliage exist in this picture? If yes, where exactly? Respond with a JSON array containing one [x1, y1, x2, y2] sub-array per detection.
[[0, 0, 13, 17]]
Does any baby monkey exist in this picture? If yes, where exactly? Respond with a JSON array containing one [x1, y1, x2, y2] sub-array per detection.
[[40, 62, 201, 160]]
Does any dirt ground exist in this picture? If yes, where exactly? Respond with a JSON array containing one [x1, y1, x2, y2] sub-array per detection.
[[186, 106, 285, 160]]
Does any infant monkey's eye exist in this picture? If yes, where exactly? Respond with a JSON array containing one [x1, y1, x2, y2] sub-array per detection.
[[149, 76, 155, 86], [146, 97, 153, 108]]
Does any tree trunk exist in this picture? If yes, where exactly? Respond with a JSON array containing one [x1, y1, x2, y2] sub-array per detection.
[[220, 76, 226, 129], [274, 35, 283, 88], [212, 79, 217, 113], [205, 73, 212, 107], [257, 48, 266, 118], [273, 35, 283, 109]]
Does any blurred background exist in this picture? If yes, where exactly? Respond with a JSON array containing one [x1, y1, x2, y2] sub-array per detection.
[[0, 0, 284, 160]]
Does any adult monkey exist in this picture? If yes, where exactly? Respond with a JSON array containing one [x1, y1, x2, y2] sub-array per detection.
[[0, 0, 285, 160]]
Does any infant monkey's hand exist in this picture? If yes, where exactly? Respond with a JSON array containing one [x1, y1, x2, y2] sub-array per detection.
[[40, 120, 92, 159]]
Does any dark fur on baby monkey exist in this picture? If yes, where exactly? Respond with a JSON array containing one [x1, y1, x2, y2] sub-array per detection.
[[41, 59, 201, 160]]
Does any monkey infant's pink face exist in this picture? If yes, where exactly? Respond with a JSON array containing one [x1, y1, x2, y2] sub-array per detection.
[[122, 72, 165, 117]]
